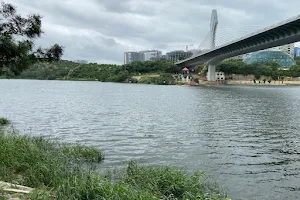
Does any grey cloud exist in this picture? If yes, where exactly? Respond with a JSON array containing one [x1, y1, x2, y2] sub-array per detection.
[[8, 0, 300, 64], [100, 0, 154, 16]]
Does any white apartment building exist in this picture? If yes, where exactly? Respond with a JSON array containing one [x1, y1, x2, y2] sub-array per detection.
[[139, 50, 162, 61], [124, 50, 162, 64], [278, 43, 294, 57], [124, 52, 144, 64]]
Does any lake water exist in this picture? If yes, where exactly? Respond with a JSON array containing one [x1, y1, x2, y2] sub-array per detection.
[[1, 79, 300, 200]]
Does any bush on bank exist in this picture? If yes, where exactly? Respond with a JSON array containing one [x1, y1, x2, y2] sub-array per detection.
[[0, 118, 9, 126], [138, 73, 177, 85], [123, 161, 225, 200], [0, 129, 228, 200]]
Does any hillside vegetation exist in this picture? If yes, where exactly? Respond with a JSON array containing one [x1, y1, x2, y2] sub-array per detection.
[[10, 60, 182, 85]]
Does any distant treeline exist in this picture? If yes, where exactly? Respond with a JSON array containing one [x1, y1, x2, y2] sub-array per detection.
[[215, 58, 300, 80], [4, 57, 300, 83], [9, 60, 181, 84]]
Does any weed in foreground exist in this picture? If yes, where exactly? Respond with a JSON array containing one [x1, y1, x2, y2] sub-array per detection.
[[0, 130, 228, 200]]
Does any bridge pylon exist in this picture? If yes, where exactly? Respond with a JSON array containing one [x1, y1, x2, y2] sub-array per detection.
[[207, 10, 218, 81], [210, 9, 218, 49]]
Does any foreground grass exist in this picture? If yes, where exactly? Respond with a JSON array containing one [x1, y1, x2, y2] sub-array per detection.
[[0, 130, 228, 200], [0, 131, 103, 187]]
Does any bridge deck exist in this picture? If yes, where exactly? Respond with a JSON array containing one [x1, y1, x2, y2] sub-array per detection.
[[176, 15, 300, 66]]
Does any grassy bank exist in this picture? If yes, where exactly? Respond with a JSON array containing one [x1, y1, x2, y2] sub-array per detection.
[[0, 120, 228, 200]]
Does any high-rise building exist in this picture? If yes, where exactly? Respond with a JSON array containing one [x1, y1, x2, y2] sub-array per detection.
[[166, 50, 193, 62], [278, 43, 294, 57], [139, 50, 162, 61], [124, 50, 162, 64], [294, 47, 300, 58], [160, 55, 167, 61], [124, 52, 144, 64]]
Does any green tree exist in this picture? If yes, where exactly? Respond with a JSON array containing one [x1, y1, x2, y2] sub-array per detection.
[[125, 61, 180, 74], [217, 59, 245, 75], [217, 59, 283, 79], [37, 44, 64, 62], [201, 65, 208, 74], [195, 64, 205, 74], [295, 57, 300, 65], [265, 61, 280, 70], [289, 65, 300, 77], [0, 2, 63, 76]]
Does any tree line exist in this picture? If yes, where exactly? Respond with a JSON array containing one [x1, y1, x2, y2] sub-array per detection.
[[216, 59, 300, 80], [8, 57, 300, 83], [13, 60, 180, 83]]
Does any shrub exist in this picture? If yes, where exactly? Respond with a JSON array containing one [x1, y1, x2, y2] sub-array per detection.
[[193, 78, 199, 83], [0, 118, 9, 126], [60, 145, 104, 163], [123, 160, 225, 199], [138, 74, 176, 85]]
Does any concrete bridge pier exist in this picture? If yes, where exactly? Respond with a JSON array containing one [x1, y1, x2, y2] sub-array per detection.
[[206, 9, 218, 82], [207, 64, 216, 81]]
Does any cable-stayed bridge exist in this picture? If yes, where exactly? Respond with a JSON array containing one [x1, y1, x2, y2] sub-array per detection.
[[176, 10, 300, 81]]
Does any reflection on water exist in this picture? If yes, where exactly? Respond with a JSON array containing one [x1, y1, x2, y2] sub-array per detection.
[[1, 80, 300, 200]]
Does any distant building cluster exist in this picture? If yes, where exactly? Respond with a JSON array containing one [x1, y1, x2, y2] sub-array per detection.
[[124, 50, 162, 64], [165, 51, 193, 62], [124, 50, 194, 64], [124, 43, 300, 65]]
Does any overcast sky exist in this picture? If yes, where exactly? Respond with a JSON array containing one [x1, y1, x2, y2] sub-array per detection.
[[8, 0, 300, 64]]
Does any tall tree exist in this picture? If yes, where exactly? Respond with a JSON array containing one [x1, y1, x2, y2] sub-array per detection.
[[295, 57, 300, 65], [0, 2, 63, 76]]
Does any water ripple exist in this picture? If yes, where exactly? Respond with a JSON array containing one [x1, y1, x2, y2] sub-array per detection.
[[1, 80, 300, 200]]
